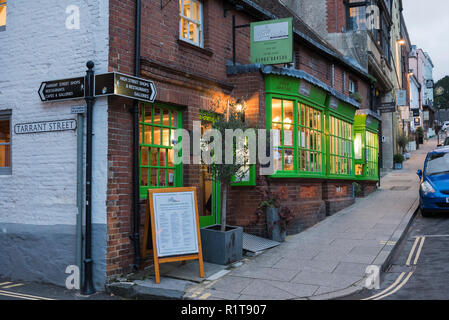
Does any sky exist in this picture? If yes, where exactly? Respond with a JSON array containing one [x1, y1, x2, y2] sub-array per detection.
[[402, 0, 449, 82]]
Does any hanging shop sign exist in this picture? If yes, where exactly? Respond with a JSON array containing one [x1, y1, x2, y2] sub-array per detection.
[[378, 102, 396, 113], [14, 119, 77, 134], [94, 72, 157, 103], [414, 117, 421, 126], [141, 187, 204, 284], [38, 77, 85, 102], [396, 90, 407, 106], [250, 18, 293, 65]]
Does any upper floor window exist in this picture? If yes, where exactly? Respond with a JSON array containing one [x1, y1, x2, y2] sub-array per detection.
[[349, 78, 357, 94], [346, 0, 367, 31], [0, 110, 11, 175], [0, 2, 6, 30], [179, 0, 203, 47]]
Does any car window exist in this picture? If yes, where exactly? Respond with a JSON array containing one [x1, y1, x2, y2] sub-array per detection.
[[425, 152, 449, 176]]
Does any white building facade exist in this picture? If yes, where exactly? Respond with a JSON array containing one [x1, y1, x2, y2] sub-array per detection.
[[0, 0, 109, 289]]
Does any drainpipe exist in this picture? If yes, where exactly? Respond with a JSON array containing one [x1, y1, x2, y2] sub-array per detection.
[[76, 112, 84, 288], [130, 0, 142, 270]]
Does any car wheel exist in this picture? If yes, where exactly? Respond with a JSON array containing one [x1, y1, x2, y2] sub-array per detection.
[[421, 209, 433, 217]]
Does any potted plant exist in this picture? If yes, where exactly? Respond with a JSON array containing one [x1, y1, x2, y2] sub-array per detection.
[[350, 91, 363, 104], [256, 178, 295, 242], [397, 133, 411, 159], [393, 154, 405, 170], [199, 100, 251, 265]]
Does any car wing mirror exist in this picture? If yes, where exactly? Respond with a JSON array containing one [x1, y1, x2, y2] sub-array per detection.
[[417, 169, 423, 179]]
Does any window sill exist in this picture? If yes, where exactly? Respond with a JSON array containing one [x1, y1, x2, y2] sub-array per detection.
[[0, 26, 5, 32], [177, 39, 213, 57]]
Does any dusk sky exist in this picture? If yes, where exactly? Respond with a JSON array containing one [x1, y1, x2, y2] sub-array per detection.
[[402, 0, 449, 81]]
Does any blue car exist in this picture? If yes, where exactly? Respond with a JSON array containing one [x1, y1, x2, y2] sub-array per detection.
[[418, 146, 449, 216]]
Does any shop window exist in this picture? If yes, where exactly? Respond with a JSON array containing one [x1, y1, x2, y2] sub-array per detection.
[[0, 110, 11, 175], [139, 104, 182, 198], [179, 0, 203, 47], [365, 131, 378, 178], [272, 99, 295, 172], [298, 103, 323, 173], [0, 2, 6, 30], [329, 116, 354, 176]]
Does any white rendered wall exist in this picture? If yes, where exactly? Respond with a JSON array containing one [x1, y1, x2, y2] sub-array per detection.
[[0, 0, 109, 287]]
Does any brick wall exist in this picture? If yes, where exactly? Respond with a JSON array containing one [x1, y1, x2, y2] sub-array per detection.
[[106, 0, 374, 278], [326, 0, 346, 34]]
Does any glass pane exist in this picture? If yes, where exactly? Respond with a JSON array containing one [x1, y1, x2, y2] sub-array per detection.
[[150, 148, 158, 166], [153, 127, 161, 145], [283, 100, 293, 124], [0, 120, 10, 143], [284, 129, 293, 147], [168, 149, 174, 167], [140, 167, 148, 187], [0, 145, 10, 167], [183, 0, 191, 17], [171, 111, 177, 128], [150, 168, 158, 186], [141, 147, 149, 166], [163, 109, 170, 126], [284, 149, 294, 171], [139, 124, 143, 144], [273, 147, 282, 171], [272, 99, 282, 123], [168, 169, 175, 186], [159, 149, 167, 167], [159, 169, 167, 186], [153, 108, 161, 124], [189, 22, 197, 43], [0, 5, 6, 27], [162, 128, 170, 146], [192, 0, 200, 21], [144, 125, 152, 145], [181, 18, 189, 40]]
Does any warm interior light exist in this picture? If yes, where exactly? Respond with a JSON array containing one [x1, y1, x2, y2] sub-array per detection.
[[397, 39, 406, 45], [273, 116, 281, 123], [354, 133, 363, 160], [284, 117, 292, 130]]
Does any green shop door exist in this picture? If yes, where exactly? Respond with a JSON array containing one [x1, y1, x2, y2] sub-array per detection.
[[199, 114, 220, 228]]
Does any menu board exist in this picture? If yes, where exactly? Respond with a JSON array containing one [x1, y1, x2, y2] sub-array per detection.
[[141, 187, 204, 284], [152, 191, 199, 257]]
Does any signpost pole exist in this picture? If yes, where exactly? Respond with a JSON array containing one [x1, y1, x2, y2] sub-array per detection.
[[82, 61, 96, 295]]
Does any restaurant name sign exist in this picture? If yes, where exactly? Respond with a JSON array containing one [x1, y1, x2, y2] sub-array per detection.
[[250, 18, 293, 65]]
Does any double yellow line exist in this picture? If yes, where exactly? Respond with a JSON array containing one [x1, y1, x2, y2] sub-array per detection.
[[363, 236, 426, 300], [0, 282, 54, 300]]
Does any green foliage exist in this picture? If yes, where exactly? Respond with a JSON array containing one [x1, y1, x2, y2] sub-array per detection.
[[397, 133, 409, 150], [350, 91, 363, 103], [434, 76, 449, 109], [393, 154, 405, 164]]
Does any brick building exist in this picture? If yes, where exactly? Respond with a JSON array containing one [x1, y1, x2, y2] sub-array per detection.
[[0, 0, 381, 291]]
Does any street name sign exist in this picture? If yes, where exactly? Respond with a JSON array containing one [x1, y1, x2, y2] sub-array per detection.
[[38, 77, 85, 102], [14, 119, 77, 134], [94, 72, 157, 103], [71, 106, 86, 114]]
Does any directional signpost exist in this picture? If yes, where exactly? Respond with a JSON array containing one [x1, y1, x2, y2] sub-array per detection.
[[94, 72, 157, 103], [38, 77, 85, 102]]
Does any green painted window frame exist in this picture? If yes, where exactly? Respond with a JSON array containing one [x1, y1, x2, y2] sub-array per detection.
[[139, 103, 183, 199], [365, 130, 379, 179], [266, 94, 326, 179], [327, 115, 355, 178]]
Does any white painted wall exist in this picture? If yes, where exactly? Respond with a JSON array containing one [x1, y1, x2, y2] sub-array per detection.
[[0, 0, 109, 225]]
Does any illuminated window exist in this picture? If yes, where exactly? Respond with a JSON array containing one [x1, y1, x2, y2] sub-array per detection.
[[179, 0, 203, 47], [346, 0, 367, 31], [0, 110, 11, 175], [0, 2, 6, 30], [272, 99, 295, 172], [139, 104, 182, 198], [329, 116, 354, 176], [298, 103, 323, 173], [365, 131, 378, 178]]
